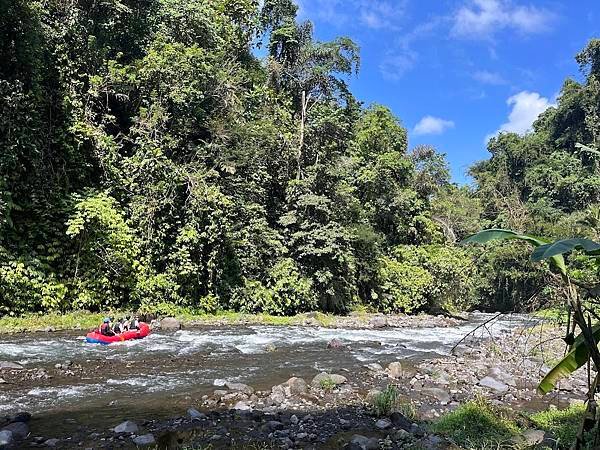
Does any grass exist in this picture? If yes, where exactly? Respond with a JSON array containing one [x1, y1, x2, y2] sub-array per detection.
[[431, 398, 521, 449], [0, 308, 344, 334], [319, 377, 337, 391], [370, 385, 416, 419], [533, 308, 569, 323], [530, 404, 586, 449]]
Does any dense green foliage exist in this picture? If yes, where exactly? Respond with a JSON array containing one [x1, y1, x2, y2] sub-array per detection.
[[1, 0, 599, 316]]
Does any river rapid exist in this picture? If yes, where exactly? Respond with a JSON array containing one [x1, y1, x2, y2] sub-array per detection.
[[0, 313, 533, 439]]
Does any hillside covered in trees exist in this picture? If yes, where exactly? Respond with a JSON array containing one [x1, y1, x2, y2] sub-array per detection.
[[1, 0, 599, 317]]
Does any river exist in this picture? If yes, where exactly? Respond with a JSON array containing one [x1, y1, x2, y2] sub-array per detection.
[[0, 313, 534, 440]]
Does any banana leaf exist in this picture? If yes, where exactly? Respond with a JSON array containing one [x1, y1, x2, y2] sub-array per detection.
[[462, 229, 567, 276], [532, 239, 600, 261], [538, 324, 600, 394]]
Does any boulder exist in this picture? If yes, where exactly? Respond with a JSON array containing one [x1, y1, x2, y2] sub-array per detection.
[[0, 361, 23, 370], [283, 377, 308, 396], [364, 363, 383, 372], [390, 412, 412, 431], [233, 401, 251, 411], [478, 376, 509, 393], [327, 339, 346, 349], [375, 418, 392, 430], [132, 434, 156, 446], [311, 372, 347, 387], [225, 382, 254, 395], [160, 317, 181, 330], [369, 317, 387, 328], [487, 367, 516, 387], [386, 362, 403, 379], [423, 387, 451, 404], [2, 422, 28, 440], [269, 385, 286, 406], [0, 430, 13, 448], [113, 420, 139, 434], [187, 408, 207, 420]]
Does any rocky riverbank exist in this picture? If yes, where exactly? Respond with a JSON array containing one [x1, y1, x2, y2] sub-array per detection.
[[0, 314, 585, 449]]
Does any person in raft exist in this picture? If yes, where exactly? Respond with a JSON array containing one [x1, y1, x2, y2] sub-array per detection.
[[99, 318, 115, 336], [130, 316, 140, 330]]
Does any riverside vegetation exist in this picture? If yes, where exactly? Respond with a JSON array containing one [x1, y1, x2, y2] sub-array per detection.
[[1, 0, 600, 319]]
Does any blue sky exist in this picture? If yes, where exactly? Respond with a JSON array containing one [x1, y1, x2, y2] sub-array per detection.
[[295, 0, 600, 183]]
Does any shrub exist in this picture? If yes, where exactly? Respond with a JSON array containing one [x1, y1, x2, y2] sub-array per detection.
[[231, 258, 317, 315], [431, 399, 520, 448]]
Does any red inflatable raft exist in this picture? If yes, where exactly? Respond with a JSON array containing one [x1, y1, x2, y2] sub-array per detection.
[[85, 323, 150, 345]]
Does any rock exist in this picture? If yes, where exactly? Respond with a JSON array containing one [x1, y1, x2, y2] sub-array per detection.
[[269, 385, 286, 405], [132, 434, 156, 446], [327, 339, 346, 349], [478, 376, 509, 393], [511, 429, 546, 446], [0, 361, 23, 370], [375, 418, 392, 430], [213, 379, 227, 387], [290, 415, 299, 425], [113, 420, 139, 434], [264, 344, 277, 352], [44, 438, 60, 447], [487, 367, 516, 387], [233, 401, 251, 411], [160, 317, 181, 330], [9, 412, 31, 423], [0, 430, 13, 448], [390, 412, 412, 431], [2, 422, 28, 440], [187, 408, 207, 420], [43, 326, 55, 333], [225, 382, 254, 395], [364, 363, 383, 372], [311, 372, 347, 387], [365, 389, 382, 403], [260, 421, 284, 433], [0, 378, 5, 384], [369, 317, 387, 328], [386, 362, 403, 379], [284, 377, 308, 396], [349, 434, 379, 450], [423, 387, 451, 404]]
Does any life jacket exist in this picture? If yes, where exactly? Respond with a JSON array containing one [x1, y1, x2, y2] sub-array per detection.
[[100, 323, 110, 335]]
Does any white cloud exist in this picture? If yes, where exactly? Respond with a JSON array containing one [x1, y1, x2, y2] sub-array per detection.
[[414, 116, 455, 136], [379, 51, 417, 81], [452, 0, 555, 39], [487, 91, 555, 141], [473, 70, 506, 85], [297, 0, 406, 30]]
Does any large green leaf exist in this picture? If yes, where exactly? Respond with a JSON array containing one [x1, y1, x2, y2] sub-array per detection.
[[531, 239, 600, 261], [538, 325, 600, 394], [462, 229, 567, 276]]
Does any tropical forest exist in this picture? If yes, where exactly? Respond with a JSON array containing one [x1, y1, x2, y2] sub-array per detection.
[[1, 0, 600, 449]]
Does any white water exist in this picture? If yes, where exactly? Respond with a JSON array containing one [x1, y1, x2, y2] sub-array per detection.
[[0, 313, 536, 418]]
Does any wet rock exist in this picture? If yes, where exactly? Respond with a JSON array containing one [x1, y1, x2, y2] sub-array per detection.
[[132, 433, 156, 446], [348, 434, 379, 450], [478, 376, 509, 393], [375, 418, 392, 430], [283, 377, 308, 396], [160, 317, 181, 330], [369, 317, 387, 328], [225, 382, 254, 395], [487, 367, 516, 387], [187, 408, 207, 420], [113, 420, 139, 434], [8, 412, 31, 423], [327, 339, 346, 349], [311, 372, 347, 387], [386, 362, 403, 379], [423, 387, 451, 404], [260, 421, 284, 433], [0, 430, 13, 448], [2, 422, 28, 440], [0, 361, 23, 370], [364, 363, 383, 372], [44, 438, 60, 447]]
